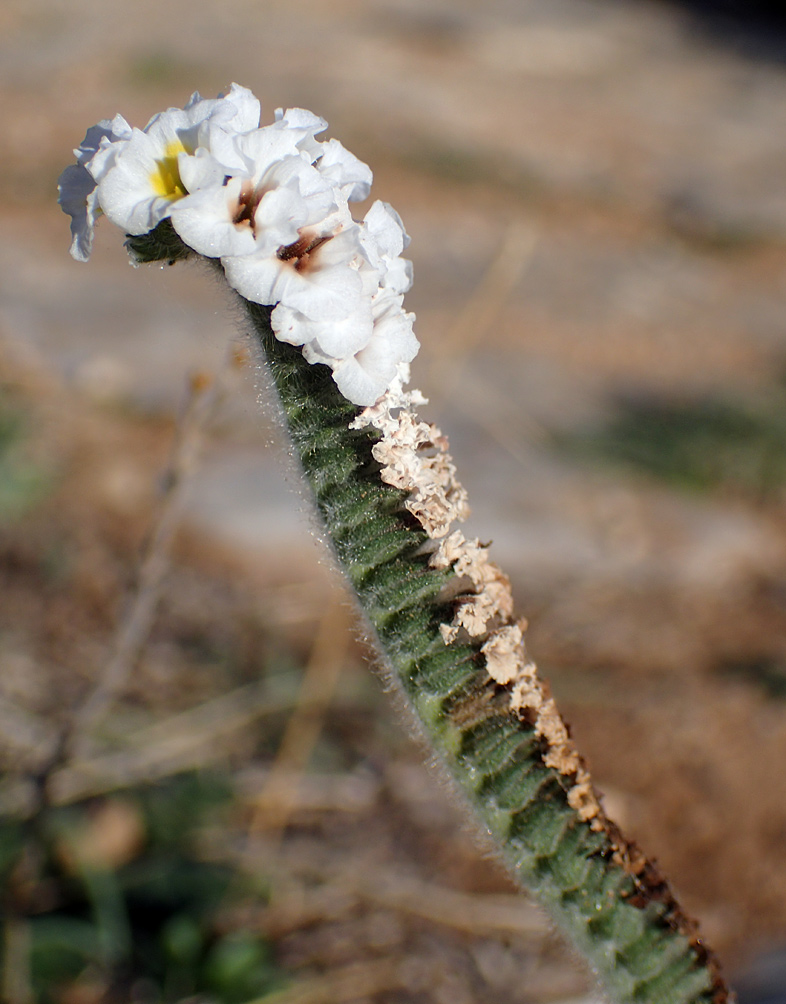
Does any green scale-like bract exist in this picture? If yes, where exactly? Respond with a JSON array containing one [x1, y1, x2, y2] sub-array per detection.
[[242, 300, 727, 1004]]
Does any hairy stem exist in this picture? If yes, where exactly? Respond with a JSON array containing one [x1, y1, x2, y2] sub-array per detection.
[[242, 298, 732, 1004]]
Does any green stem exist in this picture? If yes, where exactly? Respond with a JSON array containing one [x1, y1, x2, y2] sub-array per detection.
[[241, 299, 732, 1004], [127, 224, 732, 1002]]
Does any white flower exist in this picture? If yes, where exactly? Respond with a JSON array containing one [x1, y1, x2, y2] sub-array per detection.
[[57, 115, 132, 261], [273, 108, 372, 202], [269, 222, 381, 355], [222, 220, 367, 321], [308, 290, 419, 406], [271, 296, 374, 356], [273, 106, 328, 154], [170, 127, 335, 259], [92, 85, 261, 236], [59, 84, 420, 407], [315, 139, 372, 203]]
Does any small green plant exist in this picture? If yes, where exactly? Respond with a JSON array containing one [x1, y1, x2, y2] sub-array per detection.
[[0, 393, 48, 522], [558, 384, 786, 502], [1, 775, 285, 1003], [56, 84, 734, 1003]]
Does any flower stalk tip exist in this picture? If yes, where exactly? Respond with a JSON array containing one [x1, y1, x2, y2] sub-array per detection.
[[58, 83, 417, 407]]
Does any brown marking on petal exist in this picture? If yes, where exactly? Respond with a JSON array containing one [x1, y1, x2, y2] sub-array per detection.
[[232, 182, 257, 235], [277, 231, 333, 273]]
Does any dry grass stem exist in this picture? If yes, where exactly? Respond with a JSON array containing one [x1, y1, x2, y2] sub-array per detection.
[[252, 867, 547, 941], [49, 681, 288, 804], [249, 598, 351, 837], [243, 958, 402, 1004], [63, 360, 232, 764], [1, 916, 33, 1004], [236, 768, 380, 815], [429, 222, 538, 406], [0, 697, 59, 768], [355, 871, 547, 939]]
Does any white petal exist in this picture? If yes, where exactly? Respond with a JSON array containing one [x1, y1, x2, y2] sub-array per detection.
[[186, 86, 261, 172], [223, 248, 363, 320], [273, 107, 329, 162], [59, 116, 132, 260], [96, 128, 177, 233], [332, 356, 388, 406], [170, 177, 256, 258], [330, 294, 419, 405], [86, 132, 130, 186], [275, 107, 328, 133], [316, 138, 372, 202], [270, 303, 312, 346], [203, 126, 247, 174], [254, 185, 315, 251], [253, 160, 335, 240], [222, 253, 284, 305], [177, 148, 227, 193], [236, 128, 305, 180], [302, 341, 336, 367], [216, 83, 261, 132], [364, 200, 410, 257], [360, 201, 413, 293], [382, 255, 413, 294], [269, 258, 364, 320], [272, 300, 373, 357], [58, 164, 100, 262], [242, 225, 368, 320], [77, 115, 132, 170], [143, 106, 202, 156], [313, 298, 374, 356]]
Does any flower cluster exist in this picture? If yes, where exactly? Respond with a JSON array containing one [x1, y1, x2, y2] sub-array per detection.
[[58, 84, 418, 406]]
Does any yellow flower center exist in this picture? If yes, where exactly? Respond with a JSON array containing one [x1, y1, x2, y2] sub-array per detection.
[[150, 140, 189, 200]]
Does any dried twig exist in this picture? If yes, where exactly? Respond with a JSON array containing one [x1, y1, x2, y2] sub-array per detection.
[[428, 222, 538, 405], [1, 916, 33, 1004], [61, 354, 240, 765], [353, 870, 547, 938], [0, 697, 59, 769], [251, 865, 547, 940], [49, 680, 285, 803], [249, 596, 351, 837], [243, 958, 403, 1004]]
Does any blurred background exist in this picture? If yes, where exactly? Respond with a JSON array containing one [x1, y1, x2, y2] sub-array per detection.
[[4, 0, 786, 1001]]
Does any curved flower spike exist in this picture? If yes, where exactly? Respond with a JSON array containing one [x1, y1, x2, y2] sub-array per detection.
[[60, 85, 735, 1004]]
